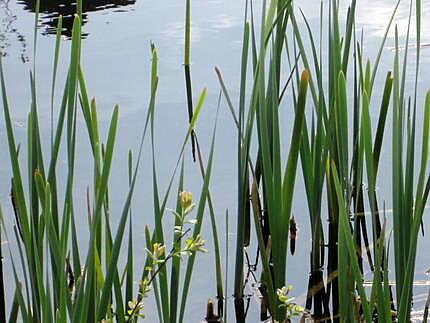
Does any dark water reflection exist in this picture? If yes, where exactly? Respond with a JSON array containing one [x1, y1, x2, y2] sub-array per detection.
[[17, 0, 135, 37]]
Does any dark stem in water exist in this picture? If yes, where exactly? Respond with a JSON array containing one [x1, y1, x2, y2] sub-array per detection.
[[184, 65, 196, 162]]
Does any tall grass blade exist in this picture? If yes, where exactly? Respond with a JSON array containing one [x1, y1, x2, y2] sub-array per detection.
[[178, 101, 218, 323]]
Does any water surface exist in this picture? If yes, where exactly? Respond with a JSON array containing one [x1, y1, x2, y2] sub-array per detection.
[[1, 0, 430, 321]]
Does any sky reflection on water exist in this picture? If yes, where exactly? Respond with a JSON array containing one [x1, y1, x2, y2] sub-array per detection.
[[0, 0, 429, 321]]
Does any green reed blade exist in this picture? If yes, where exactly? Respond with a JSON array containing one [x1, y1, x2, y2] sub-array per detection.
[[148, 45, 170, 322], [104, 210, 126, 320], [184, 0, 191, 66], [332, 162, 372, 322], [290, 12, 322, 118], [179, 103, 218, 323], [169, 159, 185, 323], [195, 119, 224, 305], [373, 73, 393, 173], [341, 0, 356, 73], [398, 91, 430, 321], [50, 15, 62, 148], [151, 120, 170, 322], [75, 105, 119, 321], [93, 106, 127, 319], [137, 54, 206, 314], [392, 26, 404, 303], [32, 0, 39, 65], [413, 0, 421, 109], [0, 58, 30, 241], [9, 256, 29, 322], [336, 71, 349, 184], [125, 150, 134, 308], [144, 224, 163, 322], [77, 67, 98, 160], [278, 68, 309, 274]]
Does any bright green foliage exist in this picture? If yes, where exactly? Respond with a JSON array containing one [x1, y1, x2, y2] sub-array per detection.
[[0, 6, 213, 321], [2, 0, 430, 322]]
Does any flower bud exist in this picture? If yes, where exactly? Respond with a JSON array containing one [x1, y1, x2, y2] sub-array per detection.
[[152, 243, 165, 259], [179, 191, 193, 210]]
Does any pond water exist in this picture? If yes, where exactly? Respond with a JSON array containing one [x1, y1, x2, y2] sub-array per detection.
[[1, 0, 430, 322]]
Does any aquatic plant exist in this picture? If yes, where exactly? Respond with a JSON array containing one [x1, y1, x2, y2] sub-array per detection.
[[216, 0, 428, 322], [0, 1, 214, 320], [1, 0, 430, 322]]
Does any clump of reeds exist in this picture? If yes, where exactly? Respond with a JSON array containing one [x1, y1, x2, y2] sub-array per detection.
[[1, 0, 430, 322], [0, 0, 221, 321], [216, 0, 429, 322]]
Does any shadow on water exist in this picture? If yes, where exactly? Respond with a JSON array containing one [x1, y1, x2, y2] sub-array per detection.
[[17, 0, 136, 37]]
